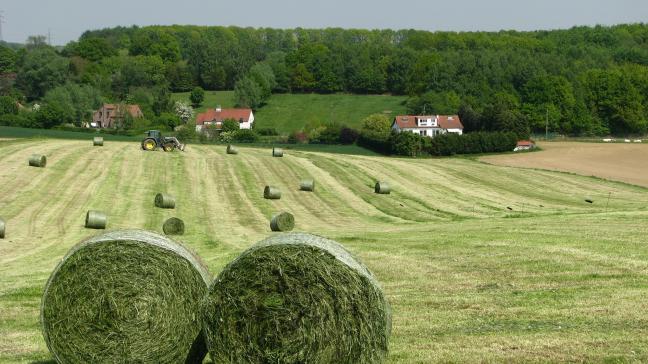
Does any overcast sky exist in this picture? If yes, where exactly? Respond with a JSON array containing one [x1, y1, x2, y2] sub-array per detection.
[[1, 0, 647, 45]]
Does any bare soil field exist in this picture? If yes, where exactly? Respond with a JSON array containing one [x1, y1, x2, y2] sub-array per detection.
[[481, 141, 648, 187]]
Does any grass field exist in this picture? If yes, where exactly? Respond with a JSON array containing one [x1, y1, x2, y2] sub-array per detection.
[[2, 139, 648, 363], [172, 91, 408, 133]]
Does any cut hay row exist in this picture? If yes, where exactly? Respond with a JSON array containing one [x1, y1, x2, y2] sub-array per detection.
[[93, 137, 104, 146], [270, 212, 294, 232], [155, 193, 176, 209], [202, 233, 391, 363], [263, 186, 282, 200], [226, 145, 238, 154], [0, 217, 4, 238], [299, 179, 315, 192], [28, 154, 47, 167], [272, 147, 283, 157], [85, 210, 107, 229], [41, 230, 210, 363], [163, 217, 185, 235]]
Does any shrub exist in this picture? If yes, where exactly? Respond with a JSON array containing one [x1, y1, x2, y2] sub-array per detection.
[[339, 127, 359, 145], [233, 129, 259, 143], [255, 127, 279, 136]]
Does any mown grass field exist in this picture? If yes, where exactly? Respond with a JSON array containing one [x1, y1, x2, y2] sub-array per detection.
[[1, 139, 648, 363], [172, 91, 408, 133]]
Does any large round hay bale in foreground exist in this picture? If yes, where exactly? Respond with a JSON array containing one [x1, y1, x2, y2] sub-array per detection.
[[202, 232, 391, 363], [155, 193, 176, 209], [0, 217, 5, 239], [85, 210, 107, 229], [226, 144, 238, 154], [41, 230, 210, 363], [375, 181, 391, 194], [263, 186, 281, 199], [163, 217, 185, 235], [272, 147, 283, 157], [28, 154, 46, 167], [270, 212, 294, 232], [93, 137, 104, 146], [299, 179, 315, 192]]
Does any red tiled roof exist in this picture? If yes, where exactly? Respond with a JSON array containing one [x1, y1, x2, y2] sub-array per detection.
[[393, 115, 463, 130], [100, 104, 143, 117], [517, 140, 535, 147], [196, 108, 253, 125]]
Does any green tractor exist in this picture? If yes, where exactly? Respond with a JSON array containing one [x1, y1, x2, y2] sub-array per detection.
[[141, 130, 186, 152]]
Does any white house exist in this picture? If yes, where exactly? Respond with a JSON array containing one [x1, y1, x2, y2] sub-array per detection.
[[391, 115, 464, 137], [195, 106, 255, 132]]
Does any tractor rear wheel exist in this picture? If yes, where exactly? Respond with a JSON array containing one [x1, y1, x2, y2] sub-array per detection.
[[163, 143, 175, 152], [142, 138, 157, 151]]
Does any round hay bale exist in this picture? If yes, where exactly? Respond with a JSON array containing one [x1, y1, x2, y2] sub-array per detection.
[[202, 232, 391, 363], [226, 145, 238, 154], [29, 154, 46, 167], [299, 179, 315, 192], [163, 217, 185, 235], [93, 137, 104, 146], [41, 229, 210, 363], [272, 147, 283, 157], [270, 212, 294, 232], [155, 193, 176, 209], [263, 186, 282, 200], [0, 217, 5, 239], [85, 210, 107, 229], [374, 181, 390, 194], [585, 197, 594, 204]]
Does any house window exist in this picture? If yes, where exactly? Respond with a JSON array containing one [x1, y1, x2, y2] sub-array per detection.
[[420, 130, 426, 136]]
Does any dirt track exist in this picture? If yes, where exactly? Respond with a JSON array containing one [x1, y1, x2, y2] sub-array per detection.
[[481, 142, 648, 187]]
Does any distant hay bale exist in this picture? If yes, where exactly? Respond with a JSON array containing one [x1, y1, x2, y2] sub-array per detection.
[[85, 210, 107, 229], [93, 137, 104, 146], [163, 217, 185, 235], [0, 217, 5, 239], [202, 233, 391, 363], [272, 147, 283, 157], [155, 193, 176, 209], [41, 229, 210, 363], [299, 179, 315, 192], [226, 145, 238, 154], [374, 181, 390, 194], [270, 212, 294, 232], [29, 154, 46, 167], [585, 198, 594, 204], [264, 186, 282, 199]]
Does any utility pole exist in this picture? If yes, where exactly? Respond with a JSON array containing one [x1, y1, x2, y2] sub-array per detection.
[[545, 106, 549, 140], [0, 11, 5, 42]]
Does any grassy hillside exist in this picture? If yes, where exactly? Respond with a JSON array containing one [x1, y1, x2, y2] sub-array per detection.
[[2, 139, 648, 362], [172, 91, 408, 133]]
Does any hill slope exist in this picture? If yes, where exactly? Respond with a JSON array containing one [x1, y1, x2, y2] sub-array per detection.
[[1, 139, 648, 362]]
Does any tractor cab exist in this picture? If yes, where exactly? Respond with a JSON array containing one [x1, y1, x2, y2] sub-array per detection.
[[146, 130, 161, 140]]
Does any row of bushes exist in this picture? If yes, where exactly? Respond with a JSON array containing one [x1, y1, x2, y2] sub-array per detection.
[[359, 130, 518, 157]]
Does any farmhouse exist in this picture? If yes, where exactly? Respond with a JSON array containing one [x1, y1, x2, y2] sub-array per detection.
[[195, 106, 255, 132], [92, 104, 144, 128], [392, 115, 463, 137]]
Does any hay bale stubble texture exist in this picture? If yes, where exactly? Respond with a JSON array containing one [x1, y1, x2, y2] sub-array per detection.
[[28, 154, 46, 167], [299, 179, 315, 192], [85, 210, 107, 229], [272, 147, 283, 157], [0, 217, 5, 239], [226, 145, 238, 154], [270, 212, 295, 232], [375, 181, 391, 194], [93, 137, 104, 146], [155, 193, 176, 209], [163, 217, 185, 235], [202, 232, 391, 363], [263, 186, 282, 199], [41, 230, 211, 363]]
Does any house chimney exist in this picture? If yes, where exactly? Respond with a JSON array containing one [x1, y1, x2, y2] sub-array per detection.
[[216, 105, 222, 112]]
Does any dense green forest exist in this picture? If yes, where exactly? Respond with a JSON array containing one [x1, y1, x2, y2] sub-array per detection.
[[1, 24, 648, 136]]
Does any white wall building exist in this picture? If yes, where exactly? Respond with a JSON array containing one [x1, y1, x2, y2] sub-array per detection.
[[195, 106, 255, 132], [391, 115, 464, 137]]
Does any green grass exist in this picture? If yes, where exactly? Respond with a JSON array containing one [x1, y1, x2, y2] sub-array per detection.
[[172, 91, 408, 133], [2, 139, 648, 363]]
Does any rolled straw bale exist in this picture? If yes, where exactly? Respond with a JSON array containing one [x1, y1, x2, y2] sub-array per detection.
[[263, 186, 282, 200], [28, 154, 46, 167], [155, 193, 176, 209], [202, 232, 391, 363], [374, 181, 390, 194], [41, 229, 210, 363], [93, 137, 104, 146], [272, 147, 283, 157], [270, 212, 294, 232], [163, 217, 185, 235], [85, 210, 107, 229], [299, 179, 315, 192], [0, 217, 5, 239], [585, 197, 594, 204], [226, 145, 238, 154]]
